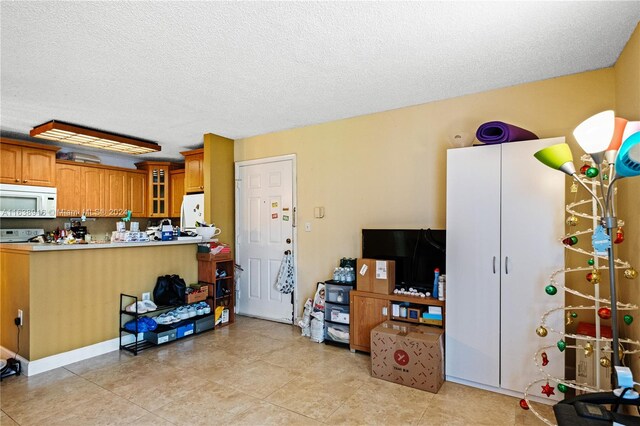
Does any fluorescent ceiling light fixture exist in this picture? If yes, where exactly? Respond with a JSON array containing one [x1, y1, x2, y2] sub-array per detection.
[[30, 120, 161, 155], [573, 110, 615, 159]]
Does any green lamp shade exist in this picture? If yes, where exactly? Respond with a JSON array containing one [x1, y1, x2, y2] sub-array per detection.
[[534, 143, 576, 175]]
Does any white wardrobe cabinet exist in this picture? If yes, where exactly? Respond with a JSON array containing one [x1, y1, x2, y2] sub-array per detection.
[[445, 137, 565, 400]]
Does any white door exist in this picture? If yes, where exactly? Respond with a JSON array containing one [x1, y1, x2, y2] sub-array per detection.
[[445, 144, 502, 387], [235, 155, 295, 323], [500, 138, 564, 399]]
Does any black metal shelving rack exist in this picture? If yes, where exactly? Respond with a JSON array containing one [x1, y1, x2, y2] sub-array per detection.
[[119, 293, 215, 355]]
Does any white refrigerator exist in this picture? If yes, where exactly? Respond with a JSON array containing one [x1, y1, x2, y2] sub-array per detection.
[[180, 193, 205, 231]]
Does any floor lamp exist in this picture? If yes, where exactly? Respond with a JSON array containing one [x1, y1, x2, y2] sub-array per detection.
[[534, 111, 640, 385]]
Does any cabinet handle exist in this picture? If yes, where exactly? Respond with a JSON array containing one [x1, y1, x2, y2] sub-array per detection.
[[15, 179, 20, 182], [493, 256, 496, 274], [200, 186, 203, 189], [23, 180, 28, 183], [505, 256, 509, 275]]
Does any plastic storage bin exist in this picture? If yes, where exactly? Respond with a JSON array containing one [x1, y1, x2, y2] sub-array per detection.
[[326, 302, 350, 324], [325, 282, 352, 304], [325, 322, 350, 344]]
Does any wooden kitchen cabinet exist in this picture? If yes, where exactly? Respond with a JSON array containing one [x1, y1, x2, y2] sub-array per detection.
[[56, 161, 147, 218], [350, 292, 389, 353], [81, 167, 105, 216], [128, 172, 147, 218], [169, 169, 185, 218], [181, 149, 204, 193], [136, 161, 182, 217], [106, 170, 128, 217], [0, 139, 59, 186], [55, 163, 83, 217]]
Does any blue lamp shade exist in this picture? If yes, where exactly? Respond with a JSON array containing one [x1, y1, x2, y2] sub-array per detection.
[[615, 131, 640, 177]]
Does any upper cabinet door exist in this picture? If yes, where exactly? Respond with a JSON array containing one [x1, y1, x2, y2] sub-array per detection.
[[183, 149, 204, 193], [0, 144, 22, 184], [128, 172, 147, 218], [105, 170, 129, 217], [170, 170, 185, 217], [55, 163, 83, 217], [82, 167, 105, 216], [21, 147, 56, 186]]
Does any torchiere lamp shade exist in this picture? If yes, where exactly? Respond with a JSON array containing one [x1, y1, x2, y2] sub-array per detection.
[[534, 143, 577, 176], [573, 110, 615, 156], [616, 132, 640, 178]]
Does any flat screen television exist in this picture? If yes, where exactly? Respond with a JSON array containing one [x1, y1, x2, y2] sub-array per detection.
[[362, 229, 446, 292]]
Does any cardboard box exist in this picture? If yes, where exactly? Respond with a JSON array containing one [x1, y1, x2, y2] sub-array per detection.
[[356, 258, 395, 294], [371, 321, 444, 393], [186, 286, 208, 303]]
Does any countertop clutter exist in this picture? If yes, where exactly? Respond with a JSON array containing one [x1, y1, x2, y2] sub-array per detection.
[[0, 238, 204, 252]]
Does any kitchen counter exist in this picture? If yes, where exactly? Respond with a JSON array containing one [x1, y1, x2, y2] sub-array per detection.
[[0, 237, 205, 252], [1, 238, 203, 371]]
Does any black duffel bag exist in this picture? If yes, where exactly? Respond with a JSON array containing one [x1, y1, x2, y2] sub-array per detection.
[[153, 275, 187, 306]]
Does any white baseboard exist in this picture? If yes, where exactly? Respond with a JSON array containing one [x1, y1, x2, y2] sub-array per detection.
[[1, 334, 139, 377], [445, 376, 559, 405]]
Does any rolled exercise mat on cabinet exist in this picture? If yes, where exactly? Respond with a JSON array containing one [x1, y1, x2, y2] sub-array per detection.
[[476, 121, 538, 144]]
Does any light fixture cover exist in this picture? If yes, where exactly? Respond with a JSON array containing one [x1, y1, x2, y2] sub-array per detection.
[[573, 110, 615, 154], [533, 143, 576, 176], [616, 131, 640, 178], [30, 120, 161, 155]]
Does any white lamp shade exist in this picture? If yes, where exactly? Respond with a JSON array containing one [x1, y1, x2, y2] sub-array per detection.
[[573, 110, 615, 154], [622, 121, 640, 142]]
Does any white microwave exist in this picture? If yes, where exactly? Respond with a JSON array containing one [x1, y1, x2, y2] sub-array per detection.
[[0, 183, 57, 218]]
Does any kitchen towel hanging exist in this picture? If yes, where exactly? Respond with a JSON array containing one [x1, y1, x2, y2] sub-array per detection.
[[476, 121, 538, 144], [275, 251, 295, 294]]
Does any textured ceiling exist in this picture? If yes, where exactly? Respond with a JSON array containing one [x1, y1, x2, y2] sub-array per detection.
[[1, 1, 639, 161]]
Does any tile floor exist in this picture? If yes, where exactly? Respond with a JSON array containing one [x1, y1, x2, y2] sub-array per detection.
[[0, 316, 553, 425]]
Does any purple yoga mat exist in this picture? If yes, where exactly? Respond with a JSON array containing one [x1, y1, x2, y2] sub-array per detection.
[[475, 121, 538, 144]]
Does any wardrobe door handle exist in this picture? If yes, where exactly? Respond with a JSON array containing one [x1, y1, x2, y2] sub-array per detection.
[[493, 256, 496, 274], [505, 256, 509, 275]]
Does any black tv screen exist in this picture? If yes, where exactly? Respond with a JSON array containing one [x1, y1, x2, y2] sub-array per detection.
[[362, 229, 446, 291]]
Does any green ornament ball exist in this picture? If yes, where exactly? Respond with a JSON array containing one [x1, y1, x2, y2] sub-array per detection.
[[571, 312, 578, 318], [588, 258, 595, 266], [557, 340, 566, 352], [586, 167, 599, 178], [624, 315, 633, 325], [557, 383, 568, 393], [545, 285, 558, 296], [603, 173, 609, 181], [570, 236, 578, 245]]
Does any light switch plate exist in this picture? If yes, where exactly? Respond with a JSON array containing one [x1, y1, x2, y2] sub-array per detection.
[[305, 222, 311, 232]]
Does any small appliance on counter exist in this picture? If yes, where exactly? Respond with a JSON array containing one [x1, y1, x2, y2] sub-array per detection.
[[70, 226, 87, 240], [0, 228, 45, 243]]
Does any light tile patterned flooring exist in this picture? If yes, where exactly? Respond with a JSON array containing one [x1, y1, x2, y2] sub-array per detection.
[[0, 316, 553, 425]]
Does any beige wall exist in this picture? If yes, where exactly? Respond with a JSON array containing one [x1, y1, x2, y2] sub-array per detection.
[[615, 23, 640, 377], [235, 68, 615, 308], [204, 133, 235, 252]]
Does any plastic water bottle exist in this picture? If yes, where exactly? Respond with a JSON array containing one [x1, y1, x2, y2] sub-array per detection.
[[333, 268, 340, 282], [438, 275, 445, 301], [432, 268, 440, 299]]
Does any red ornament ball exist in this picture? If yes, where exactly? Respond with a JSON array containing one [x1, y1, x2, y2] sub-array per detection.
[[598, 307, 612, 320], [580, 164, 590, 175], [519, 399, 529, 410]]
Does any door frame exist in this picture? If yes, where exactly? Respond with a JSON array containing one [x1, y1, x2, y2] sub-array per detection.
[[234, 154, 298, 323]]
